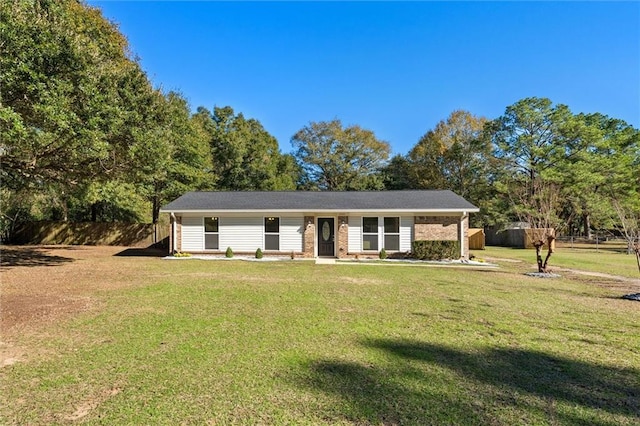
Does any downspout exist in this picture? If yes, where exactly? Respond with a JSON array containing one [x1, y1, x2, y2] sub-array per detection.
[[460, 211, 468, 259], [170, 212, 177, 254]]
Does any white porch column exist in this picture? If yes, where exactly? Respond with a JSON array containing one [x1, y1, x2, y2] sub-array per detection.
[[170, 212, 177, 254], [459, 212, 467, 259]]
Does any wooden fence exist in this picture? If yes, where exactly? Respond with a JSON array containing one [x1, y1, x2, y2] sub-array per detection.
[[485, 227, 555, 249], [13, 221, 170, 248]]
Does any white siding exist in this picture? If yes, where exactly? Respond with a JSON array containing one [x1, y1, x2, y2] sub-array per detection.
[[180, 212, 415, 253], [348, 216, 362, 252], [219, 217, 262, 251], [400, 216, 413, 252], [280, 216, 304, 251], [182, 216, 204, 251]]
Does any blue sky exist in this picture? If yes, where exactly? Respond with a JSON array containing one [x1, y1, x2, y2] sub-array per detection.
[[89, 1, 639, 155]]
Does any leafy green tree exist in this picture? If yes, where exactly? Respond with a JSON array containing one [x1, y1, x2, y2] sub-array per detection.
[[0, 0, 171, 232], [0, 0, 136, 190], [131, 92, 213, 223], [487, 98, 588, 227], [199, 106, 296, 191], [407, 111, 492, 225], [577, 114, 640, 254], [485, 98, 597, 271], [381, 154, 415, 190], [291, 119, 390, 190], [558, 114, 639, 238]]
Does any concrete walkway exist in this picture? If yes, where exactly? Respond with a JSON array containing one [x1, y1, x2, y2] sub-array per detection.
[[312, 257, 498, 270], [315, 258, 336, 265]]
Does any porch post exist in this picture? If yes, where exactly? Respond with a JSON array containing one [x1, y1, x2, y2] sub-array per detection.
[[303, 216, 316, 257], [170, 212, 177, 254], [459, 212, 467, 259]]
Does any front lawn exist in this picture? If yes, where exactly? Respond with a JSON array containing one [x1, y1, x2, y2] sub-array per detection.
[[1, 248, 638, 425]]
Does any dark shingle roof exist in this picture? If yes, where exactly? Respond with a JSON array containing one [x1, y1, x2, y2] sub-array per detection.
[[160, 190, 478, 212]]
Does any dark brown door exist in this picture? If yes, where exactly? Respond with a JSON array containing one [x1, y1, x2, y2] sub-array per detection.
[[317, 218, 335, 257]]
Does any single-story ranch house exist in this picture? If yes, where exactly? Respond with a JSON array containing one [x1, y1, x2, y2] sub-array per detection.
[[160, 190, 479, 259]]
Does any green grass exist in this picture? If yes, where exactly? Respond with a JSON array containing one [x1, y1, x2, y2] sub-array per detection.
[[478, 245, 640, 279], [2, 259, 639, 425]]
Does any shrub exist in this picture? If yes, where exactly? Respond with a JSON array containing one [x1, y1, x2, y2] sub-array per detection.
[[290, 251, 295, 260], [173, 252, 191, 258], [379, 248, 387, 260], [225, 247, 234, 258], [255, 248, 263, 259], [412, 240, 460, 260]]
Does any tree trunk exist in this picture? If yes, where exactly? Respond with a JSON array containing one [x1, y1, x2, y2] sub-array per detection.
[[542, 235, 555, 271], [583, 213, 592, 240], [533, 236, 555, 273], [91, 203, 98, 222], [534, 240, 545, 273], [152, 196, 159, 225]]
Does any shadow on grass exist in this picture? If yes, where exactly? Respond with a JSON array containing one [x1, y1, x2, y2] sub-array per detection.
[[302, 358, 488, 425], [299, 339, 639, 425], [114, 247, 167, 257], [0, 246, 75, 268], [367, 339, 639, 421]]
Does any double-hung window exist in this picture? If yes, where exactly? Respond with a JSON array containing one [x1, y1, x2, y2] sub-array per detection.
[[362, 217, 379, 251], [264, 217, 280, 250], [383, 217, 400, 251], [204, 217, 219, 250]]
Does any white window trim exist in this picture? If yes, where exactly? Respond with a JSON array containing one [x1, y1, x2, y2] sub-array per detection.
[[361, 216, 379, 252], [203, 217, 219, 250], [383, 216, 401, 252], [264, 216, 280, 251]]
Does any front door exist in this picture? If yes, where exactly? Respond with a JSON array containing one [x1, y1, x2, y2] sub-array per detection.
[[317, 218, 335, 257]]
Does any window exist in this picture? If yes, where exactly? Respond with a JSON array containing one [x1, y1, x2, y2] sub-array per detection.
[[362, 217, 378, 251], [204, 217, 219, 250], [384, 217, 400, 251], [264, 217, 280, 250]]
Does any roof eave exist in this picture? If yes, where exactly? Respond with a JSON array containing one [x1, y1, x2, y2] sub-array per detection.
[[159, 208, 480, 214]]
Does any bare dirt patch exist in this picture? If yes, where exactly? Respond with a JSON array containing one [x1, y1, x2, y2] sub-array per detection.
[[64, 387, 122, 421], [552, 266, 640, 284], [0, 245, 164, 366]]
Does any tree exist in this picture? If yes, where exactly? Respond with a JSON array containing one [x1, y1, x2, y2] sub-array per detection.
[[581, 114, 640, 263], [570, 114, 640, 241], [291, 119, 390, 190], [381, 154, 415, 190], [0, 0, 171, 233], [131, 92, 212, 223], [612, 199, 640, 273], [200, 106, 296, 191], [0, 0, 138, 191], [486, 98, 590, 272], [407, 110, 492, 225], [409, 111, 488, 194]]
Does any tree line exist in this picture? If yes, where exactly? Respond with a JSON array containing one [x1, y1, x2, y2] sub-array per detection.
[[2, 0, 639, 248]]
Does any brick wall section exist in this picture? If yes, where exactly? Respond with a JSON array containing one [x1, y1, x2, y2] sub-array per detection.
[[413, 215, 470, 259], [337, 216, 349, 259], [461, 215, 469, 259], [414, 216, 459, 241], [303, 216, 315, 257]]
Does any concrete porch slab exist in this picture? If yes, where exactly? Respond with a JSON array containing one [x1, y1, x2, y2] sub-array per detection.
[[315, 258, 336, 265]]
